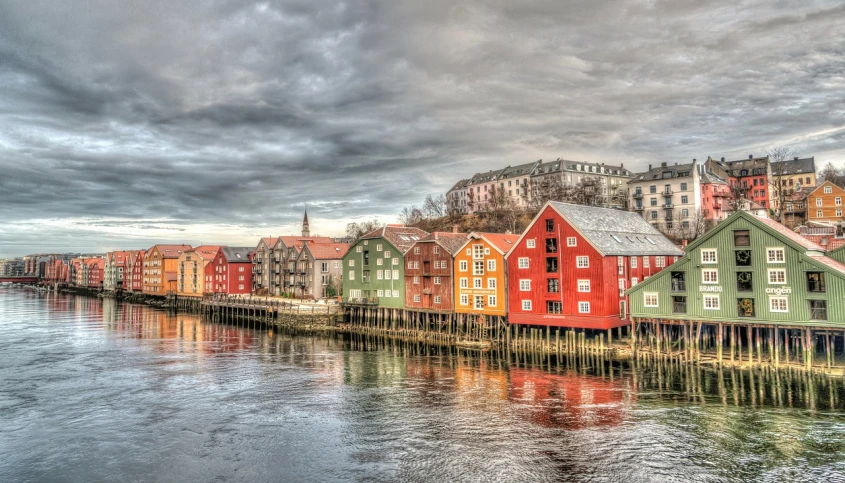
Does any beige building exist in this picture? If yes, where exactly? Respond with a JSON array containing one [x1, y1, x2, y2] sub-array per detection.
[[177, 246, 220, 297], [629, 160, 702, 232]]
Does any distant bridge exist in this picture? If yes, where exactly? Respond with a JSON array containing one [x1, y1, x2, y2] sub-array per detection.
[[0, 276, 40, 284]]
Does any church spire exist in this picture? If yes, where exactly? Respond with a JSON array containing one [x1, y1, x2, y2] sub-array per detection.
[[302, 209, 311, 237]]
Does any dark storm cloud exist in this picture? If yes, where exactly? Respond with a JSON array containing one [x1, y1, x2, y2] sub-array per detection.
[[0, 0, 843, 256]]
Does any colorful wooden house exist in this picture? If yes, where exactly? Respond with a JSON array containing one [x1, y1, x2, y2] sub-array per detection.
[[807, 181, 845, 225], [87, 258, 105, 289], [830, 245, 845, 264], [342, 225, 429, 307], [177, 245, 221, 297], [128, 250, 145, 292], [404, 232, 468, 311], [212, 247, 254, 294], [294, 242, 349, 299], [453, 232, 519, 320], [628, 210, 845, 325], [506, 201, 683, 330], [142, 245, 192, 295]]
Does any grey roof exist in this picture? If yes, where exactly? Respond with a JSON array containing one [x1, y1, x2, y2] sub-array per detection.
[[724, 156, 769, 176], [468, 168, 505, 184], [498, 161, 540, 179], [221, 247, 253, 263], [700, 170, 728, 184], [772, 157, 815, 176], [448, 178, 470, 192], [532, 160, 563, 176], [549, 202, 684, 256], [631, 162, 696, 182]]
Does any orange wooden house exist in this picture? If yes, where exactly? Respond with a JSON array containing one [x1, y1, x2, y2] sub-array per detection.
[[453, 232, 519, 322], [143, 244, 192, 295], [807, 181, 845, 226]]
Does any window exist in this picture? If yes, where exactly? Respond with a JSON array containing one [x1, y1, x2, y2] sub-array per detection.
[[518, 257, 529, 269], [238, 275, 244, 281], [670, 272, 686, 291], [817, 210, 823, 218], [460, 294, 469, 305], [630, 257, 637, 268], [631, 277, 638, 286], [618, 278, 626, 296], [349, 259, 355, 267], [384, 251, 391, 258], [680, 182, 687, 191], [733, 230, 750, 246], [393, 270, 399, 280], [643, 257, 649, 268], [737, 298, 755, 317], [576, 256, 589, 268], [487, 278, 496, 289], [239, 266, 244, 272], [407, 261, 414, 270], [701, 249, 717, 263], [459, 260, 468, 272], [650, 185, 656, 194], [376, 244, 382, 251], [825, 186, 833, 194], [473, 244, 484, 259], [547, 301, 562, 314], [433, 246, 439, 254], [651, 211, 657, 219], [768, 269, 786, 284], [392, 258, 398, 266], [644, 293, 658, 307], [839, 210, 843, 217], [460, 277, 468, 288], [474, 278, 482, 288], [348, 270, 355, 280], [434, 276, 441, 285], [806, 272, 825, 293], [770, 297, 788, 312], [488, 295, 497, 307], [520, 279, 531, 291], [527, 239, 536, 249], [413, 247, 420, 255], [239, 284, 244, 290], [767, 248, 785, 263], [545, 238, 558, 253], [567, 237, 576, 247], [413, 276, 420, 285], [703, 295, 720, 310], [377, 270, 383, 280], [522, 300, 532, 311], [672, 296, 686, 314], [809, 300, 827, 320], [736, 271, 752, 292], [377, 258, 383, 266], [356, 246, 362, 253], [577, 279, 590, 292], [473, 261, 484, 275], [837, 197, 843, 206], [546, 257, 558, 273], [413, 295, 421, 303], [702, 269, 718, 284], [578, 302, 590, 313], [546, 219, 554, 232], [487, 260, 496, 271], [656, 256, 665, 268], [816, 198, 823, 206], [392, 290, 399, 298]]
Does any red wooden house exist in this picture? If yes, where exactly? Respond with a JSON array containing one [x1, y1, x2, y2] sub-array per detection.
[[212, 247, 254, 294], [404, 232, 467, 311], [87, 258, 105, 289], [130, 250, 146, 292], [506, 201, 683, 330]]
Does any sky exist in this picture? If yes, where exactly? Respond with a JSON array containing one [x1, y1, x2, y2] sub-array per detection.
[[1, 0, 843, 257]]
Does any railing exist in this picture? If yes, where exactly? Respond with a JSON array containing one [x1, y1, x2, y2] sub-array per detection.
[[663, 188, 673, 195], [671, 281, 686, 292], [807, 280, 826, 293], [634, 205, 645, 211], [342, 297, 379, 305], [633, 192, 643, 199], [663, 203, 673, 209], [422, 288, 432, 295], [810, 307, 827, 320], [799, 227, 835, 236]]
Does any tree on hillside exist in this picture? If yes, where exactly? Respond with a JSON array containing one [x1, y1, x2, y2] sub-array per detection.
[[422, 194, 447, 219], [766, 145, 798, 222], [570, 177, 603, 206], [820, 162, 845, 187], [345, 219, 382, 242], [523, 175, 573, 215]]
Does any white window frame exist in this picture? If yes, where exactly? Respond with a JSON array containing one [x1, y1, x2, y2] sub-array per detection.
[[459, 260, 468, 272], [702, 269, 718, 284], [434, 295, 441, 304], [348, 270, 355, 281], [770, 296, 788, 313], [701, 249, 717, 264], [473, 261, 484, 275], [577, 279, 590, 292], [526, 239, 536, 249], [522, 300, 532, 311], [825, 186, 833, 194], [656, 256, 665, 268], [567, 237, 576, 247], [768, 269, 786, 285], [578, 302, 590, 313], [487, 259, 496, 271], [413, 294, 421, 303], [474, 278, 482, 289], [518, 257, 529, 269], [576, 256, 589, 268], [643, 257, 649, 268], [703, 295, 720, 310], [766, 247, 785, 263], [474, 295, 484, 309], [488, 295, 497, 307], [487, 278, 496, 289], [630, 257, 637, 268], [460, 277, 468, 288], [644, 293, 659, 307], [519, 279, 531, 291], [434, 276, 441, 285], [460, 294, 469, 305], [392, 290, 399, 298]]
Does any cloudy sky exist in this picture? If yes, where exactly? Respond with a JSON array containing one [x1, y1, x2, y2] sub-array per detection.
[[1, 0, 843, 257]]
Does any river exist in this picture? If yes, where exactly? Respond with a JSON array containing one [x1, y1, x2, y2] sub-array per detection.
[[1, 288, 844, 482]]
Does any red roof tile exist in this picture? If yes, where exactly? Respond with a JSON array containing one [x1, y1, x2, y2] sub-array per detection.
[[361, 226, 429, 253], [279, 236, 333, 247], [305, 243, 350, 259], [753, 216, 825, 251], [472, 232, 520, 254], [153, 244, 193, 259]]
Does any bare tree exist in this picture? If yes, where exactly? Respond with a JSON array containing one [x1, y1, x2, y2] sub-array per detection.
[[524, 175, 573, 214], [345, 219, 382, 242], [570, 177, 603, 206], [766, 145, 798, 222], [422, 194, 446, 219], [820, 161, 845, 187], [398, 205, 424, 226]]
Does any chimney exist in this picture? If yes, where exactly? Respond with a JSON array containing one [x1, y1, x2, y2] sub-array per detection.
[[452, 225, 459, 234], [648, 164, 652, 170], [620, 163, 624, 168], [749, 154, 753, 159], [721, 157, 725, 162], [682, 239, 688, 248], [661, 162, 667, 168], [693, 158, 697, 162], [794, 156, 799, 160]]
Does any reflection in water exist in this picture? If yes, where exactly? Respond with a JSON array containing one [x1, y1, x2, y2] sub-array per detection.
[[2, 288, 845, 482]]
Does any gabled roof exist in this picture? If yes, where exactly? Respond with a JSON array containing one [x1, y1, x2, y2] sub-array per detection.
[[303, 243, 350, 260], [548, 202, 683, 256], [809, 180, 845, 196], [700, 170, 729, 185], [361, 225, 429, 253], [416, 232, 468, 255], [278, 235, 333, 248], [684, 211, 826, 255], [724, 156, 769, 176], [468, 168, 506, 185], [498, 161, 540, 180], [448, 179, 470, 192], [753, 215, 825, 251], [220, 247, 253, 263], [258, 237, 278, 249], [771, 157, 815, 176], [189, 245, 222, 260], [631, 162, 696, 182], [152, 244, 192, 259], [462, 232, 520, 255], [808, 255, 845, 278]]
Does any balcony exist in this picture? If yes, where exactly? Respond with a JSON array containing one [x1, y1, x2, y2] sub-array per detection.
[[663, 203, 673, 209], [633, 205, 645, 212], [422, 288, 432, 295], [342, 297, 379, 306], [633, 192, 643, 199], [663, 188, 673, 195]]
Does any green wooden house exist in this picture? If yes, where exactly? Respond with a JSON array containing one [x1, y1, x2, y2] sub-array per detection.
[[341, 225, 429, 308], [829, 244, 845, 264], [627, 211, 845, 326]]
